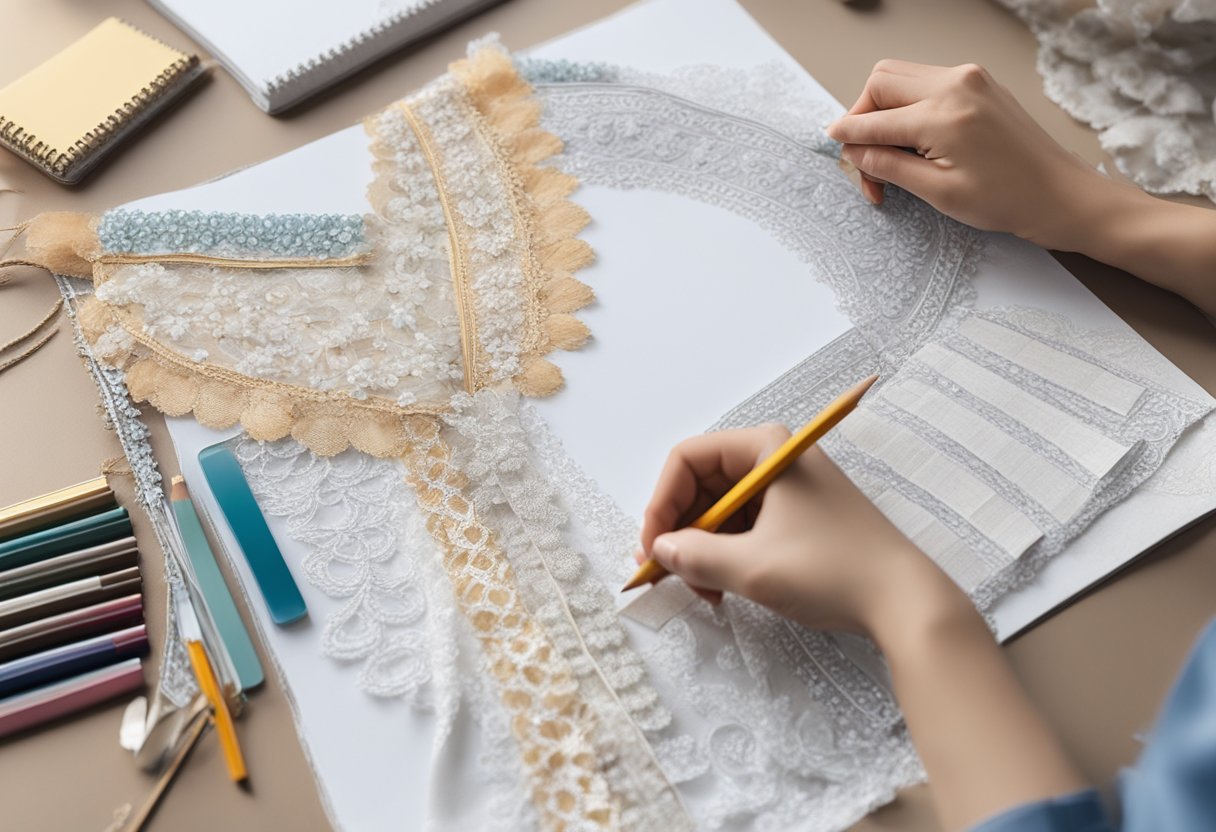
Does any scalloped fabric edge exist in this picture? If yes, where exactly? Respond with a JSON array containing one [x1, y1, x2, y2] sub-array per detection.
[[52, 44, 595, 459]]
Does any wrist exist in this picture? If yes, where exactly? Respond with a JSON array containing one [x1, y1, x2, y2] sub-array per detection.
[[863, 544, 984, 657], [1023, 160, 1129, 253]]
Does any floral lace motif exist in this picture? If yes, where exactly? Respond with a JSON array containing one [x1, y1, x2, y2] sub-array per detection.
[[231, 438, 452, 702], [999, 0, 1216, 201], [534, 72, 984, 358]]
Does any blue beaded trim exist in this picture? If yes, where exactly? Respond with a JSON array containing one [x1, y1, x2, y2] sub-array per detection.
[[98, 209, 368, 260], [515, 57, 620, 85]]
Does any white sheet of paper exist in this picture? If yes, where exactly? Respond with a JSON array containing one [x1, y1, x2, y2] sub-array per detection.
[[131, 0, 1215, 827]]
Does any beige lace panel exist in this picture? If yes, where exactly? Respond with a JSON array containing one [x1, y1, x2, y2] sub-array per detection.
[[73, 44, 594, 458], [399, 414, 616, 830]]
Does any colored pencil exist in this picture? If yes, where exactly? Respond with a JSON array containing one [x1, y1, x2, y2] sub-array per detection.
[[0, 536, 138, 600], [0, 477, 115, 540], [0, 507, 131, 573], [0, 567, 141, 630], [170, 477, 263, 691], [0, 657, 143, 738], [0, 625, 147, 697], [0, 594, 143, 663]]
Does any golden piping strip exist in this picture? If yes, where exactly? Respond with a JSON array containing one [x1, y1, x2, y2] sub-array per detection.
[[397, 100, 478, 394], [95, 251, 374, 269]]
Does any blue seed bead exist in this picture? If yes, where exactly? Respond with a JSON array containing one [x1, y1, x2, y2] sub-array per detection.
[[515, 57, 619, 85], [97, 209, 368, 260]]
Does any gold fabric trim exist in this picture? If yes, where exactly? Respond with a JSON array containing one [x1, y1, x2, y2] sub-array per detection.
[[399, 416, 615, 830], [94, 251, 374, 271]]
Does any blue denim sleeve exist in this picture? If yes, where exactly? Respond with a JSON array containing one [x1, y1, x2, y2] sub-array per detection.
[[968, 789, 1113, 832], [1120, 619, 1216, 832], [967, 619, 1216, 832]]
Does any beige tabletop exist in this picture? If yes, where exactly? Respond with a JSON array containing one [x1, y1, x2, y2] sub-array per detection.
[[1, 1, 1214, 830]]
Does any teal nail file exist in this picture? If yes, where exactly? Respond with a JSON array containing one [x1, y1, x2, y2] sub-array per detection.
[[197, 444, 307, 626], [0, 507, 131, 573], [171, 478, 265, 690]]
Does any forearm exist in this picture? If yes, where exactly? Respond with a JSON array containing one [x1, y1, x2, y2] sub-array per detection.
[[1045, 173, 1216, 318], [871, 561, 1087, 831]]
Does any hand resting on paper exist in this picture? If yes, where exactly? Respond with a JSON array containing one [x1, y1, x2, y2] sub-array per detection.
[[635, 424, 1089, 831], [826, 60, 1216, 318]]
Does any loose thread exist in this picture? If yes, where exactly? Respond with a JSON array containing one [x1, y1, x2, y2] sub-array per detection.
[[0, 257, 63, 376], [0, 326, 57, 374], [100, 455, 132, 477]]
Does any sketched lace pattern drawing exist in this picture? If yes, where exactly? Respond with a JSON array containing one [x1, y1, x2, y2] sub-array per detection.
[[534, 65, 985, 359]]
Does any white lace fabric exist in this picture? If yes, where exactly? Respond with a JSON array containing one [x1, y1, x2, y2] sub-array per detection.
[[1000, 0, 1216, 200]]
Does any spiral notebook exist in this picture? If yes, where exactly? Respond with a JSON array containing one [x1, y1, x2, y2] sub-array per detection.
[[0, 18, 204, 185], [149, 0, 503, 114]]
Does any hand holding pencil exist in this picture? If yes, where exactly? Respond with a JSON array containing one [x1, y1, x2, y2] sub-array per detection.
[[629, 374, 958, 639]]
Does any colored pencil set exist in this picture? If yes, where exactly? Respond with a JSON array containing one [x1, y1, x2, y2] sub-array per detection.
[[0, 477, 148, 738]]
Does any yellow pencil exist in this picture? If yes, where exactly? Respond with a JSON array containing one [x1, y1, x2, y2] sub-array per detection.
[[186, 640, 247, 783], [622, 374, 879, 592]]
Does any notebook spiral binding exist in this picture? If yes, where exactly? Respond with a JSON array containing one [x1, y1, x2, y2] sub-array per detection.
[[0, 22, 200, 179], [262, 0, 499, 111]]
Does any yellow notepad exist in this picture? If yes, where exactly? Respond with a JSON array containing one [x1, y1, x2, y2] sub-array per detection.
[[0, 18, 204, 184]]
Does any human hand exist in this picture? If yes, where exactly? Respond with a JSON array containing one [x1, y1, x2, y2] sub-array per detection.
[[825, 60, 1114, 251], [636, 425, 969, 640]]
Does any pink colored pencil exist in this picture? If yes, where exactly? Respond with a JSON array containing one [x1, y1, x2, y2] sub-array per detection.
[[0, 657, 143, 737]]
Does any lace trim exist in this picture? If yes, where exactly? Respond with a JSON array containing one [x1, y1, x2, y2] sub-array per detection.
[[398, 413, 621, 830], [442, 390, 690, 829], [76, 292, 435, 457], [54, 277, 199, 709], [447, 44, 596, 396]]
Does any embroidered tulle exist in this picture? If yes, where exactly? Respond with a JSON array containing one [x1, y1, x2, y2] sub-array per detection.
[[93, 257, 465, 405], [533, 67, 984, 358], [999, 0, 1216, 201]]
